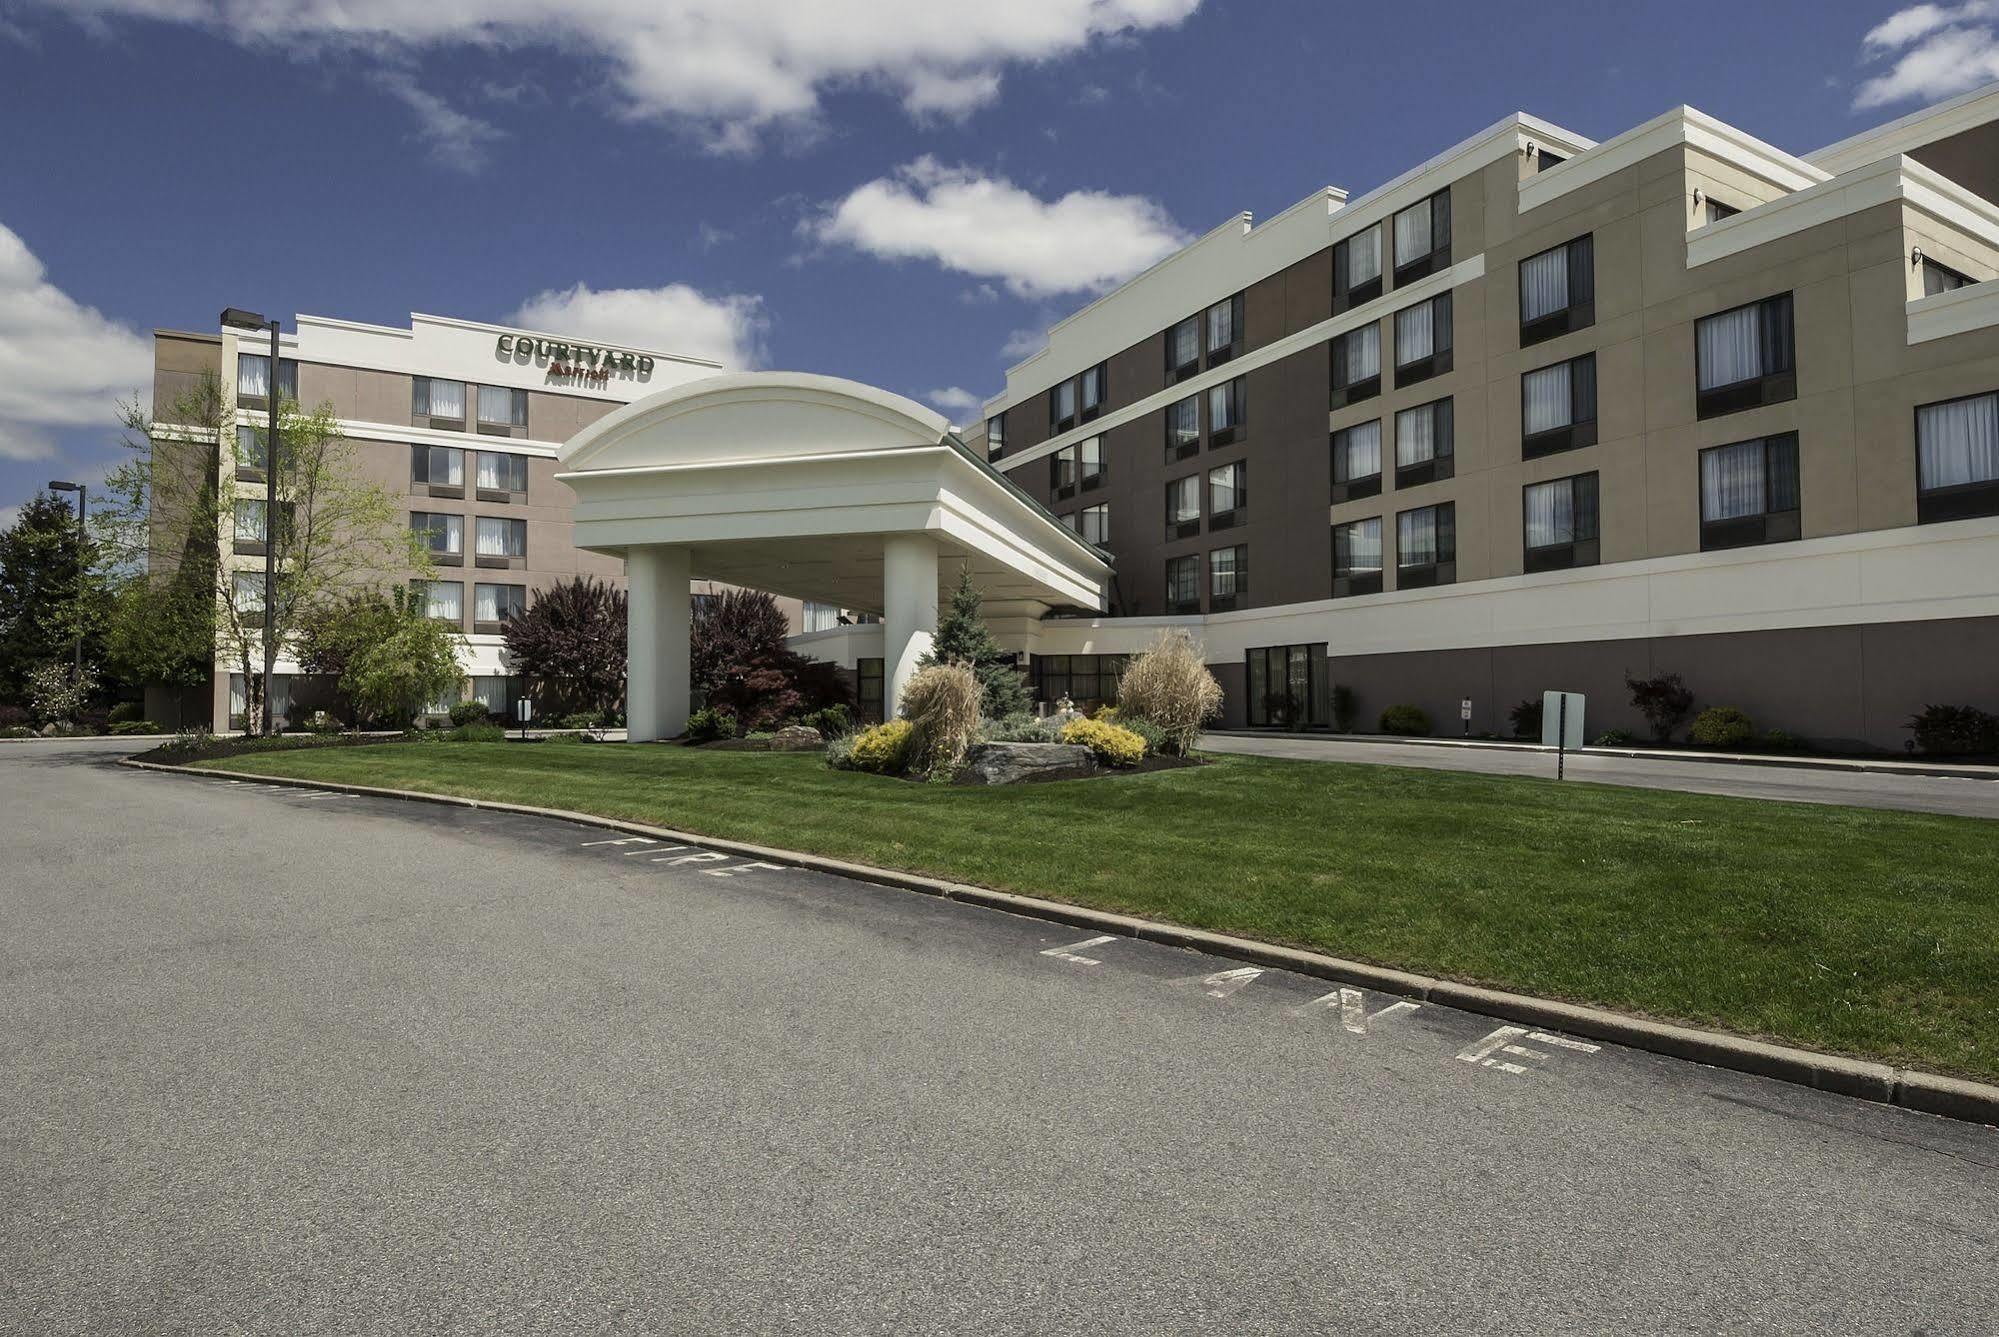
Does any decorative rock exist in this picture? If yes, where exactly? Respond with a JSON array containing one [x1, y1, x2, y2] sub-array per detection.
[[964, 741, 1098, 785], [770, 724, 824, 751]]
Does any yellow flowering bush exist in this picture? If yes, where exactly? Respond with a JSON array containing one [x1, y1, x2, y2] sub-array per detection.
[[848, 719, 915, 773], [1060, 716, 1146, 767]]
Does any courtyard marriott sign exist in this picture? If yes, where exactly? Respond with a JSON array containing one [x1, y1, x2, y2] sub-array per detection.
[[497, 333, 655, 386]]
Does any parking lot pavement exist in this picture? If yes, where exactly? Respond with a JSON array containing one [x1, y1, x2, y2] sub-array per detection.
[[2, 739, 1996, 1335]]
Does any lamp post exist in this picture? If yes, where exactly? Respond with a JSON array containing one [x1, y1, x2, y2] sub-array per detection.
[[45, 480, 86, 683], [221, 307, 281, 736]]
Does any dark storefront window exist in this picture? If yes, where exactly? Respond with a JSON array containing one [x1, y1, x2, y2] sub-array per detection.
[[1245, 644, 1330, 729]]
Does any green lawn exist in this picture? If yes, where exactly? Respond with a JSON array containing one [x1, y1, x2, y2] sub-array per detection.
[[192, 740, 1999, 1082]]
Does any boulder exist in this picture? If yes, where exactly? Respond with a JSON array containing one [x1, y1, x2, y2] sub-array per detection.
[[964, 741, 1098, 785], [770, 724, 823, 751]]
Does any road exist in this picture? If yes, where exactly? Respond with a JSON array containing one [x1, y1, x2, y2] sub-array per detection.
[[1203, 731, 1999, 818], [2, 739, 1995, 1335]]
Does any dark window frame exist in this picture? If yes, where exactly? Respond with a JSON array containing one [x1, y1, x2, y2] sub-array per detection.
[[235, 354, 298, 408], [1165, 473, 1202, 540], [1049, 376, 1079, 434], [1914, 389, 1999, 523], [473, 515, 528, 568], [410, 443, 466, 497], [1391, 188, 1453, 285], [1392, 290, 1454, 387], [1395, 500, 1457, 589], [1332, 225, 1384, 314], [474, 450, 529, 501], [1518, 233, 1596, 348], [1521, 352, 1599, 459], [472, 581, 528, 634], [1245, 643, 1331, 730], [410, 510, 464, 566], [1079, 362, 1108, 422], [1165, 394, 1201, 461], [1331, 516, 1385, 598], [475, 385, 530, 436], [1698, 432, 1801, 551], [1394, 398, 1456, 489], [1207, 461, 1246, 531], [1329, 323, 1381, 409], [1522, 472, 1601, 573], [986, 410, 1007, 459], [1695, 292, 1796, 420], [412, 376, 468, 430], [1208, 543, 1248, 612], [1207, 376, 1247, 448], [1166, 315, 1202, 382], [1049, 445, 1078, 501], [1204, 293, 1247, 368], [1331, 420, 1384, 503], [1165, 554, 1202, 614]]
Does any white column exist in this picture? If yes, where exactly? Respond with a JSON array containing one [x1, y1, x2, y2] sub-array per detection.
[[882, 533, 939, 719], [626, 544, 691, 743]]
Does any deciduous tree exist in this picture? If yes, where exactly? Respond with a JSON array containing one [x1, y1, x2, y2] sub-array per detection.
[[501, 576, 627, 719]]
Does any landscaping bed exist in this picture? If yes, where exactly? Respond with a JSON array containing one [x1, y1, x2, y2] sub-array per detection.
[[176, 738, 1999, 1084]]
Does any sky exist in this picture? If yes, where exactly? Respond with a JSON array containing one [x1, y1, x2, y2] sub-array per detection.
[[1, 0, 1996, 529]]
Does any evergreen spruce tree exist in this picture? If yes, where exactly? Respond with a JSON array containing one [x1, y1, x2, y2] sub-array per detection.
[[920, 567, 1032, 719]]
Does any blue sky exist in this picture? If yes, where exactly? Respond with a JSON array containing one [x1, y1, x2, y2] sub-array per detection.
[[1, 0, 1992, 526]]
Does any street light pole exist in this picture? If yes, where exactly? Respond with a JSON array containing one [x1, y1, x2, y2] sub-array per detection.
[[221, 308, 283, 736]]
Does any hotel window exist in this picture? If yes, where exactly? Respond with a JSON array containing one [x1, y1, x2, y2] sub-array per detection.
[[476, 385, 529, 435], [232, 499, 267, 554], [1915, 390, 1999, 522], [1521, 353, 1598, 458], [1246, 643, 1329, 729], [1392, 188, 1452, 283], [1206, 293, 1245, 366], [1523, 472, 1600, 572], [1209, 544, 1248, 612], [1080, 362, 1107, 421], [1166, 394, 1200, 460], [1699, 433, 1800, 550], [411, 444, 465, 494], [473, 582, 527, 631], [1079, 503, 1110, 546], [1333, 223, 1383, 313], [1208, 462, 1245, 530], [236, 353, 297, 405], [1519, 234, 1595, 346], [802, 600, 842, 633], [1330, 322, 1381, 408], [1166, 474, 1201, 539], [231, 571, 266, 620], [475, 516, 527, 565], [1208, 377, 1246, 447], [1921, 256, 1977, 296], [419, 579, 464, 625], [1695, 292, 1795, 419], [856, 658, 885, 722], [1166, 315, 1201, 382], [1331, 420, 1383, 503], [470, 675, 514, 717], [1702, 197, 1740, 226], [413, 376, 467, 427], [1034, 653, 1128, 708], [986, 411, 1006, 459], [1166, 554, 1202, 614], [1392, 291, 1453, 385], [1332, 516, 1383, 598], [229, 672, 291, 731], [234, 424, 266, 476], [476, 450, 528, 498], [410, 511, 463, 562], [1396, 502, 1457, 589], [1394, 398, 1454, 488], [1050, 377, 1079, 433], [1078, 436, 1104, 490]]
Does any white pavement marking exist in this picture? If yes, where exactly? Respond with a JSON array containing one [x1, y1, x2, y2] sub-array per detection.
[[1040, 935, 1117, 966], [1457, 1025, 1598, 1075], [704, 861, 788, 878], [1527, 1030, 1601, 1053], [626, 845, 688, 856], [1308, 987, 1422, 1034], [654, 851, 730, 867], [581, 836, 655, 847], [1201, 966, 1264, 999]]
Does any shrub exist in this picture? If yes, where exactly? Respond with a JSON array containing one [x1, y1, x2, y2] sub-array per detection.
[[806, 704, 851, 738], [1509, 698, 1544, 740], [1592, 728, 1635, 746], [847, 719, 915, 773], [27, 662, 95, 726], [1330, 684, 1357, 733], [686, 707, 738, 743], [1378, 704, 1432, 736], [1060, 716, 1146, 767], [1906, 704, 1999, 756], [1690, 706, 1755, 748], [899, 662, 982, 771], [1759, 729, 1808, 753], [446, 721, 507, 743], [543, 730, 600, 745], [0, 704, 26, 728], [823, 732, 858, 770], [0, 725, 32, 738], [1626, 671, 1695, 742], [558, 710, 604, 731], [109, 719, 162, 735], [447, 700, 489, 727], [1116, 715, 1167, 756], [1116, 631, 1224, 755], [978, 713, 1059, 744], [108, 701, 145, 725]]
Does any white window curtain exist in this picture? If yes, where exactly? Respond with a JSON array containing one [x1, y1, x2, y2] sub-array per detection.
[[1209, 382, 1238, 430], [802, 600, 841, 632], [1525, 480, 1574, 548], [1398, 508, 1439, 565], [429, 379, 467, 418], [474, 583, 505, 623], [1395, 302, 1434, 365], [477, 385, 515, 425], [1082, 365, 1103, 409], [1209, 465, 1240, 513], [1393, 201, 1432, 265], [1340, 325, 1380, 383], [429, 446, 464, 487], [1170, 318, 1199, 367], [471, 677, 507, 713], [1170, 476, 1200, 523], [233, 499, 266, 542], [476, 518, 519, 557], [1337, 518, 1382, 573], [1055, 380, 1077, 420], [1210, 547, 1240, 596], [1082, 505, 1109, 545], [1080, 437, 1103, 478], [1337, 421, 1382, 480], [1168, 557, 1199, 604], [476, 452, 505, 490], [426, 684, 460, 716], [1170, 397, 1199, 447], [1207, 299, 1235, 353], [237, 354, 269, 398], [1347, 226, 1381, 285], [1523, 363, 1573, 434], [419, 514, 462, 554], [232, 572, 265, 613], [1396, 406, 1438, 466], [235, 424, 264, 469], [425, 581, 463, 621], [1696, 306, 1761, 390], [1521, 245, 1570, 321], [1917, 393, 1999, 490], [1700, 441, 1767, 520]]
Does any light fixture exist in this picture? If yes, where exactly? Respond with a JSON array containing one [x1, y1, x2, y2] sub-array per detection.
[[220, 307, 268, 331], [1911, 246, 1925, 268]]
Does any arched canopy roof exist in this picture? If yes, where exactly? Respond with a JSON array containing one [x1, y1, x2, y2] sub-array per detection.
[[556, 372, 1111, 614]]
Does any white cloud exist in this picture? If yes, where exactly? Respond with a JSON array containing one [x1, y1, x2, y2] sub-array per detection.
[[372, 70, 504, 172], [0, 504, 20, 533], [0, 222, 150, 461], [508, 282, 769, 370], [1001, 327, 1050, 359], [806, 156, 1190, 299], [33, 0, 1203, 153], [923, 386, 982, 412], [695, 222, 733, 251], [1854, 2, 1999, 108]]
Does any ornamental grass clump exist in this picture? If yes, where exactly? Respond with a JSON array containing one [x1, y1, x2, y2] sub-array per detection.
[[899, 661, 982, 772], [1113, 631, 1223, 755], [1060, 717, 1146, 767]]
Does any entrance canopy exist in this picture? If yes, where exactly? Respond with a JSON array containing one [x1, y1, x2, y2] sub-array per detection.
[[555, 372, 1113, 738]]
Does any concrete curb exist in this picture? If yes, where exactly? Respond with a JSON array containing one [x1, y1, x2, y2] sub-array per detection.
[[124, 756, 1999, 1129], [1204, 730, 1999, 781], [1, 733, 177, 745]]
